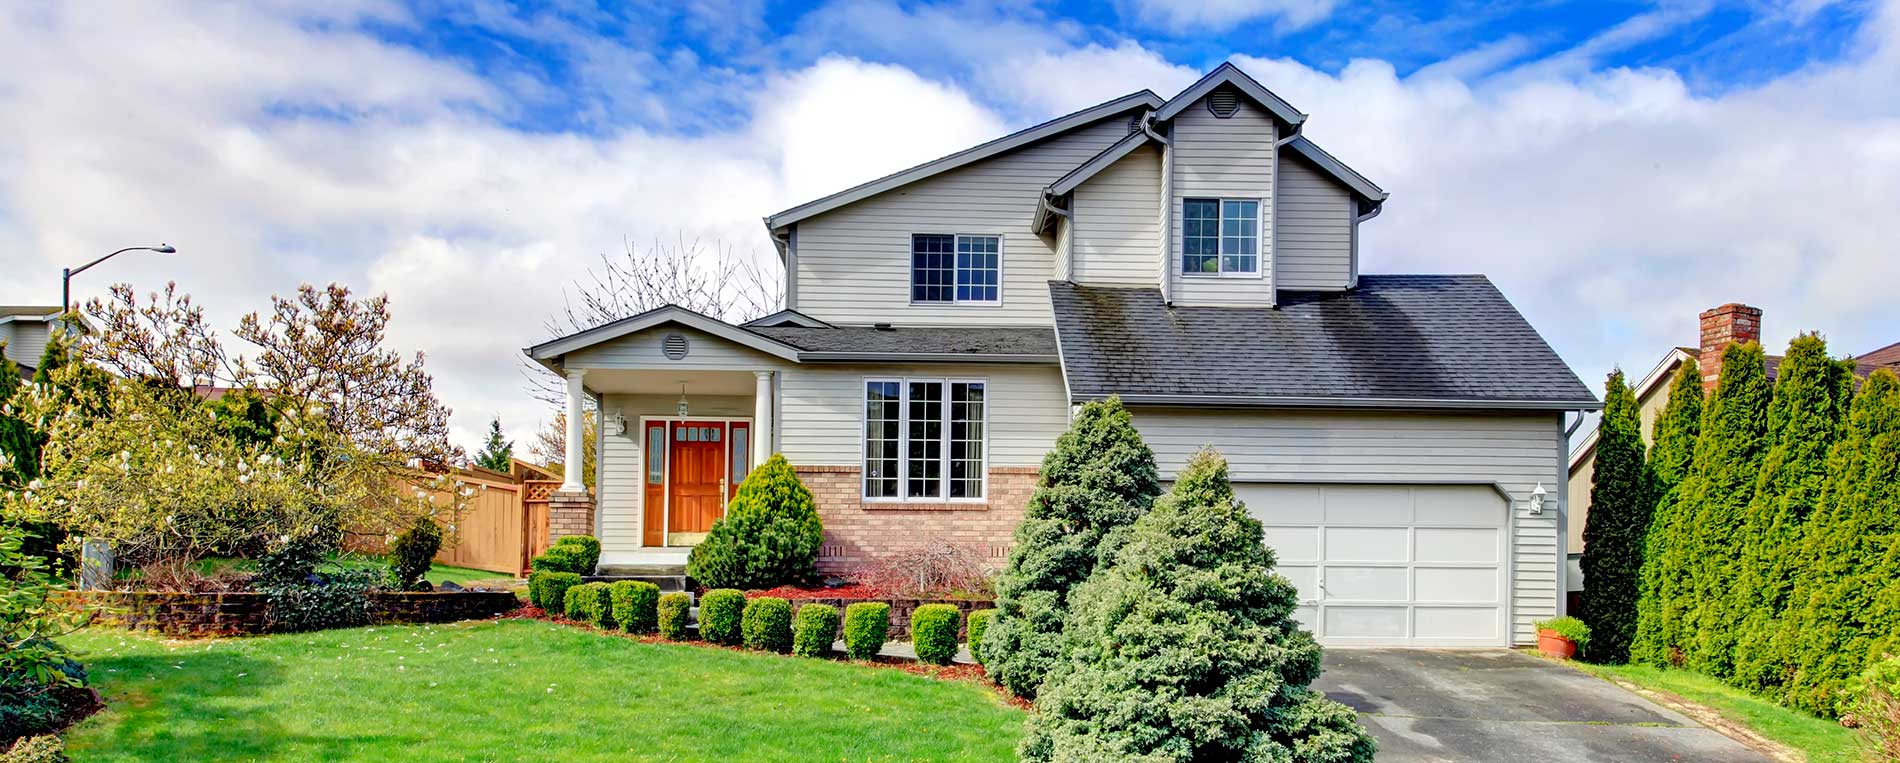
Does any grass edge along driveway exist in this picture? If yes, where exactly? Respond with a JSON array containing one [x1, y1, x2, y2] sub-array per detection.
[[1571, 660, 1860, 763], [61, 619, 1024, 762]]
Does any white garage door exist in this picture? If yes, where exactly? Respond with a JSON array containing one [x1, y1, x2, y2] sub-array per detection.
[[1234, 483, 1509, 647]]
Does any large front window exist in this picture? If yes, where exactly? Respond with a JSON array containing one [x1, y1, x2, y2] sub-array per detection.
[[1182, 198, 1259, 275], [911, 234, 1000, 303], [864, 378, 986, 499]]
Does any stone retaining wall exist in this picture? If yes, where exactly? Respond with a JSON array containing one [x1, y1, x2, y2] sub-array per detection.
[[57, 590, 520, 638]]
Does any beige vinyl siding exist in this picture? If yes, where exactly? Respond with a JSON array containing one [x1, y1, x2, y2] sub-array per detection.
[[1275, 153, 1354, 290], [597, 393, 754, 554], [1170, 95, 1276, 307], [1126, 407, 1564, 645], [1053, 217, 1072, 282], [564, 325, 788, 371], [777, 362, 1069, 467], [2, 322, 50, 369], [1071, 143, 1161, 286], [794, 118, 1134, 326]]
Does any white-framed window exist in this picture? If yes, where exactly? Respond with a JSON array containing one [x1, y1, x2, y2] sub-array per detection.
[[1182, 198, 1259, 276], [911, 234, 1001, 304], [863, 378, 987, 500]]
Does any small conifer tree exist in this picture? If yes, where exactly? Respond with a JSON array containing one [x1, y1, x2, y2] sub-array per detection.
[[1022, 449, 1375, 763], [1631, 359, 1703, 666], [686, 454, 823, 589], [983, 397, 1161, 699], [1678, 341, 1773, 677], [1579, 370, 1648, 663], [474, 416, 513, 472]]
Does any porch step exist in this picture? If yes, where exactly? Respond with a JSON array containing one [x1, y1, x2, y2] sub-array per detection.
[[588, 570, 690, 592]]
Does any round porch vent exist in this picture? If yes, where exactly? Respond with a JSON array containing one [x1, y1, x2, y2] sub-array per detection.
[[662, 333, 690, 360], [1207, 89, 1240, 118]]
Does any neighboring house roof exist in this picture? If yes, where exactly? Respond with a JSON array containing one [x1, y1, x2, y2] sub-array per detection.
[[0, 306, 59, 323], [1857, 340, 1900, 367], [763, 90, 1164, 232], [1048, 276, 1598, 410], [1566, 347, 1695, 468]]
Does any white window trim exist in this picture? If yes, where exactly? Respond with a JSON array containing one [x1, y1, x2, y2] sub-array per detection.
[[908, 233, 1006, 306], [1180, 198, 1263, 279], [860, 376, 989, 502]]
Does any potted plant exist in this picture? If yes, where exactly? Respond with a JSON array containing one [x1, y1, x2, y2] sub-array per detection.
[[1535, 616, 1590, 659]]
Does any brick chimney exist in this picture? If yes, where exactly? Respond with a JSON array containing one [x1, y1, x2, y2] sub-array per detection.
[[1698, 303, 1762, 391]]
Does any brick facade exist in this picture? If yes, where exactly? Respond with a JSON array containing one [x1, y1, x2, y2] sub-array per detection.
[[548, 489, 596, 543], [796, 465, 1038, 576]]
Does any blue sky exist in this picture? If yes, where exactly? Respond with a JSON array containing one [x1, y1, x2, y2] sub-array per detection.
[[1, 0, 1896, 451]]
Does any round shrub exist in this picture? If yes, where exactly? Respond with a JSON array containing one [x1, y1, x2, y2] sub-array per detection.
[[566, 582, 614, 628], [966, 608, 996, 665], [843, 602, 890, 661], [528, 570, 582, 612], [698, 589, 746, 646], [793, 603, 840, 658], [742, 597, 794, 653], [686, 455, 823, 589], [529, 545, 585, 575], [3, 734, 65, 763], [554, 535, 601, 573], [386, 513, 443, 592], [910, 604, 961, 666], [657, 592, 693, 641], [610, 580, 661, 634]]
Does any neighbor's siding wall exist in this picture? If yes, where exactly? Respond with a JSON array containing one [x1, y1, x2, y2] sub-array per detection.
[[1071, 144, 1161, 286], [1169, 93, 1276, 307], [794, 117, 1134, 327], [1126, 407, 1564, 645], [1274, 154, 1354, 291], [2, 322, 51, 370]]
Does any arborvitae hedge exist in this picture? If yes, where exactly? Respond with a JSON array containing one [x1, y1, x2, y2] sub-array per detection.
[[1679, 341, 1773, 676], [1778, 370, 1900, 714], [1021, 449, 1376, 763], [1580, 370, 1648, 663], [983, 396, 1161, 699], [686, 454, 823, 589], [1632, 359, 1703, 666], [1725, 335, 1852, 690]]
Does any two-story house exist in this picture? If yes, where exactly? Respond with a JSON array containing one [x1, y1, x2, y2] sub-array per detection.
[[525, 63, 1598, 648]]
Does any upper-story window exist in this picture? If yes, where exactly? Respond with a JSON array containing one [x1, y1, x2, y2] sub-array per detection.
[[1182, 198, 1259, 276], [912, 234, 1001, 304]]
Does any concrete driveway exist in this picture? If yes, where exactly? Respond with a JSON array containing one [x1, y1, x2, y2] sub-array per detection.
[[1314, 650, 1773, 763]]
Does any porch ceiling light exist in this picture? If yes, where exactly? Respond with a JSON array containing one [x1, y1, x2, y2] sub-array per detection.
[[676, 383, 689, 418]]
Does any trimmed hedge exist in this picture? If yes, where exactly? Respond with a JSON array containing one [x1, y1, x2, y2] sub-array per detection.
[[528, 570, 582, 612], [610, 580, 660, 634], [741, 597, 794, 653], [565, 582, 613, 627], [531, 535, 601, 575], [843, 602, 890, 661], [698, 589, 746, 646], [910, 604, 960, 665], [792, 603, 840, 658], [657, 593, 693, 641], [966, 608, 996, 665]]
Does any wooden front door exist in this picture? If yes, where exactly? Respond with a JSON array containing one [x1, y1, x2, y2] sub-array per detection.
[[668, 421, 727, 537]]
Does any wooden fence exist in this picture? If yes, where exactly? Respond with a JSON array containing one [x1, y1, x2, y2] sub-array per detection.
[[348, 471, 561, 577], [522, 479, 559, 567]]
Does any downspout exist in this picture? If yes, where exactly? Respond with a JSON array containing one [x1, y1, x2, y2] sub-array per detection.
[[1142, 112, 1173, 305], [771, 226, 796, 310]]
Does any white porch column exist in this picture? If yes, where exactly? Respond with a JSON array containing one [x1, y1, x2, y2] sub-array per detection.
[[560, 368, 587, 493], [753, 370, 774, 464]]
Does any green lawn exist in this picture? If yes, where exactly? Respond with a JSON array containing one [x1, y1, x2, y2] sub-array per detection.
[[60, 619, 1023, 762], [1572, 662, 1861, 763]]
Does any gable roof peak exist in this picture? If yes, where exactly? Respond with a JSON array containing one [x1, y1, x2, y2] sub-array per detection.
[[1155, 61, 1305, 126]]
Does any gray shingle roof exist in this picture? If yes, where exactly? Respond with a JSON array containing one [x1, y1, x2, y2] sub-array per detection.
[[0, 306, 59, 319], [749, 326, 1057, 359], [1049, 276, 1596, 409]]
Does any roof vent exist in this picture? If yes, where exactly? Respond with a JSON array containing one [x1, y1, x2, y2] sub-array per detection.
[[662, 333, 690, 360], [1207, 89, 1240, 119], [873, 323, 894, 332], [1127, 113, 1142, 134]]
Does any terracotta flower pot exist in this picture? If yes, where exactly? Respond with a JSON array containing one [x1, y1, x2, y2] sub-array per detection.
[[1537, 628, 1577, 659]]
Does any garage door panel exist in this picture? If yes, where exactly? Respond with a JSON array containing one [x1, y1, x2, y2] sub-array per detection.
[[1412, 486, 1503, 525], [1414, 567, 1500, 603], [1414, 607, 1501, 640], [1323, 486, 1413, 525], [1263, 526, 1320, 562], [1414, 527, 1500, 564], [1324, 527, 1408, 562], [1294, 604, 1319, 631], [1325, 566, 1408, 601], [1278, 565, 1319, 600], [1325, 605, 1408, 638], [1240, 484, 1323, 523]]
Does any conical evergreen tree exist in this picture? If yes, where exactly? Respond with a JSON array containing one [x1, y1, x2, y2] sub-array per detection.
[[1725, 334, 1852, 690], [1777, 370, 1900, 714], [474, 416, 514, 472], [0, 342, 31, 487], [685, 454, 824, 588], [984, 396, 1161, 699], [1022, 449, 1375, 763], [1680, 341, 1773, 677], [1579, 370, 1649, 663], [1631, 359, 1704, 666]]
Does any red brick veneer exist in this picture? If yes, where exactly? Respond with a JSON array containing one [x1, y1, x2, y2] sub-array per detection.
[[795, 465, 1037, 576]]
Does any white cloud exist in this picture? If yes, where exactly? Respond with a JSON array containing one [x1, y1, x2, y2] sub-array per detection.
[[1120, 0, 1340, 33]]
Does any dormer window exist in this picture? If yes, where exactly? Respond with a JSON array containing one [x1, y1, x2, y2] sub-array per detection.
[[1182, 198, 1259, 276], [911, 233, 1001, 304]]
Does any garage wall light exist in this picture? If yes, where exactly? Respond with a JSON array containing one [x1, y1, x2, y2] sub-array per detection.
[[1529, 482, 1548, 515]]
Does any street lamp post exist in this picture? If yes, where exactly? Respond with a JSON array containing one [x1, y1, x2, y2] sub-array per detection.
[[62, 244, 176, 312]]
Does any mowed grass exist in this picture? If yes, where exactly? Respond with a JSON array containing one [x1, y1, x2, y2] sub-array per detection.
[[61, 619, 1024, 762], [1573, 662, 1861, 763]]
